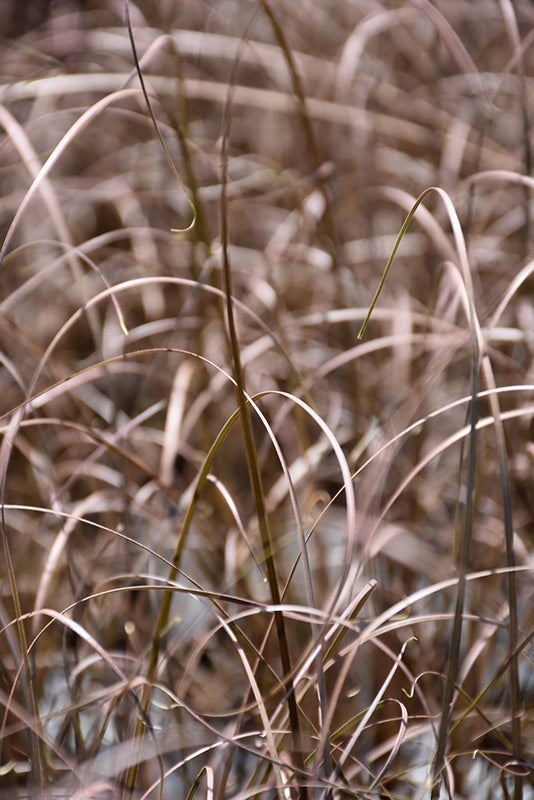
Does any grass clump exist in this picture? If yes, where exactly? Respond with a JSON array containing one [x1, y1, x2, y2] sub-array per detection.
[[0, 1, 533, 798]]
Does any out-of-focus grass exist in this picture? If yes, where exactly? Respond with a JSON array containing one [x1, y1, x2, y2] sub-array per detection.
[[0, 1, 533, 798]]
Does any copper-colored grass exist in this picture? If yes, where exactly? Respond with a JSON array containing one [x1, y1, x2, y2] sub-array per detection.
[[0, 1, 533, 798]]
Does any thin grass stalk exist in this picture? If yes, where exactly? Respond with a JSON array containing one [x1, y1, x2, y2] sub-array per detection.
[[259, 0, 339, 273], [445, 163, 523, 794], [221, 145, 306, 798], [479, 355, 522, 800], [357, 187, 482, 799], [168, 49, 212, 266], [220, 20, 307, 798], [431, 196, 480, 800], [254, 387, 360, 793], [123, 1, 196, 235], [430, 359, 479, 800], [185, 765, 215, 800], [121, 2, 201, 789], [358, 189, 434, 341]]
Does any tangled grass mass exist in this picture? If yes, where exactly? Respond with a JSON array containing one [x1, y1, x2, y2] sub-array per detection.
[[0, 1, 533, 798]]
